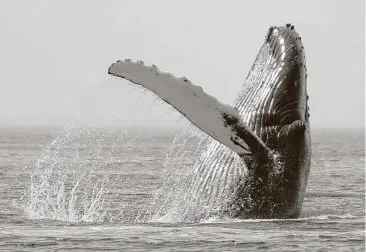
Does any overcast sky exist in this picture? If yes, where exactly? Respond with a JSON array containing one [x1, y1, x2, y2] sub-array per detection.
[[0, 0, 364, 129]]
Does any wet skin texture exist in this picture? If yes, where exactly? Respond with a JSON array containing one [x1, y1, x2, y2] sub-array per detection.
[[108, 24, 311, 219], [227, 24, 311, 219]]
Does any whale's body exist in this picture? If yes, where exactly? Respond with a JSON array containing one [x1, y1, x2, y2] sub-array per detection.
[[108, 24, 311, 219]]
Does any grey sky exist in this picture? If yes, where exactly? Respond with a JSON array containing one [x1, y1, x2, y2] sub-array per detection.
[[0, 0, 364, 129]]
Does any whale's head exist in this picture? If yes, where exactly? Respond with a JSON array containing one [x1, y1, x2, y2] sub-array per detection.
[[238, 24, 310, 150], [265, 24, 309, 128]]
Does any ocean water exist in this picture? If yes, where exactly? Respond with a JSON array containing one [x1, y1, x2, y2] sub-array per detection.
[[0, 127, 364, 251]]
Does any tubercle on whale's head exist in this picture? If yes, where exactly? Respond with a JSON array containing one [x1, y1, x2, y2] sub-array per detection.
[[264, 24, 310, 127]]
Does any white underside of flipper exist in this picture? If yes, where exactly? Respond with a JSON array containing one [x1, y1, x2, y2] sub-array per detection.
[[108, 60, 267, 156]]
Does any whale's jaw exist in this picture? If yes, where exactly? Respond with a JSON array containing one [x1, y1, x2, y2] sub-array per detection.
[[108, 24, 311, 220]]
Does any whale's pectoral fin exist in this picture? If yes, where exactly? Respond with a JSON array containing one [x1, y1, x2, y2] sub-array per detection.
[[108, 59, 269, 156]]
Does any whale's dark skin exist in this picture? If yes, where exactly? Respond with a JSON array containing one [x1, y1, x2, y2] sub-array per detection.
[[226, 24, 311, 219], [108, 24, 311, 219]]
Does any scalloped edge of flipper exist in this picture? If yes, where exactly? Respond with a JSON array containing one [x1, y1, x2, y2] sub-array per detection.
[[108, 59, 269, 156]]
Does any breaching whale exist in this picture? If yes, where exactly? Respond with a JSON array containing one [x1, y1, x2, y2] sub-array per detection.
[[108, 24, 311, 219]]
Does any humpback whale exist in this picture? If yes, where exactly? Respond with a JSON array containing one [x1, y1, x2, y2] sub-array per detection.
[[108, 24, 311, 219]]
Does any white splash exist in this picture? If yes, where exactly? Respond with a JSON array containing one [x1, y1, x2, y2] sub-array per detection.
[[146, 127, 245, 223], [146, 128, 209, 222], [22, 125, 127, 222]]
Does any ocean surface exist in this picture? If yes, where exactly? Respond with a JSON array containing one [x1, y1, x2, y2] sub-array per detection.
[[0, 127, 364, 251]]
